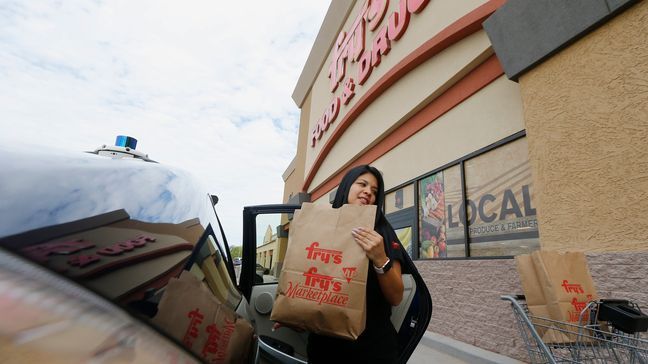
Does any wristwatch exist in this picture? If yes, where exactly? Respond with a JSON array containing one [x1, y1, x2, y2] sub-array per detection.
[[373, 258, 392, 275]]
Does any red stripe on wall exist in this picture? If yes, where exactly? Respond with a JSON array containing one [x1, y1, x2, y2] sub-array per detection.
[[302, 0, 507, 195], [309, 55, 504, 201]]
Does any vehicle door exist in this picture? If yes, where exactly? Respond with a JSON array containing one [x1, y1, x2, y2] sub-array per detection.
[[238, 204, 433, 364]]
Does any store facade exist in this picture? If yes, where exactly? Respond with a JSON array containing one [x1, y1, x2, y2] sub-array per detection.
[[283, 0, 647, 359]]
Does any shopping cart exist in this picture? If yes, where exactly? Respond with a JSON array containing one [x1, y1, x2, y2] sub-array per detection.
[[501, 295, 648, 363]]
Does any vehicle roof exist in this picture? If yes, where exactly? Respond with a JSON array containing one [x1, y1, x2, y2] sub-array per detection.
[[0, 145, 211, 239]]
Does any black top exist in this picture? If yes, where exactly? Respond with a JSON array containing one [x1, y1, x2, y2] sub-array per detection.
[[365, 237, 405, 329], [307, 236, 406, 364]]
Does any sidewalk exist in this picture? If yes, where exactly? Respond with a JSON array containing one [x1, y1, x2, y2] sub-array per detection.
[[409, 331, 524, 364]]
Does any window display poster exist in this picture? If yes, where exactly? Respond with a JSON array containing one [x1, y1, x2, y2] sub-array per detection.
[[395, 226, 412, 258], [419, 173, 448, 258]]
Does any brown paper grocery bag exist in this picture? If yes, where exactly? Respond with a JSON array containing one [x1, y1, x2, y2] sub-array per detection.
[[516, 254, 570, 342], [270, 202, 376, 340], [152, 271, 254, 363], [532, 250, 598, 324], [516, 251, 598, 343]]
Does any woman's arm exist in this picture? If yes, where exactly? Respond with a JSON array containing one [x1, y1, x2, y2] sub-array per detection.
[[374, 258, 403, 306], [352, 227, 404, 306]]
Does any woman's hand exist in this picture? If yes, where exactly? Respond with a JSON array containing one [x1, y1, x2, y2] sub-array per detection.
[[352, 227, 404, 306], [272, 322, 304, 333], [352, 227, 388, 267]]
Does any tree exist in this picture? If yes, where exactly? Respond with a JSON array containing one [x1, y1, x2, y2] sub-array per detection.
[[230, 245, 242, 258]]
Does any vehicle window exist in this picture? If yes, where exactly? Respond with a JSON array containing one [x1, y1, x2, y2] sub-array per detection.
[[253, 213, 288, 285], [185, 229, 241, 310], [201, 195, 233, 264]]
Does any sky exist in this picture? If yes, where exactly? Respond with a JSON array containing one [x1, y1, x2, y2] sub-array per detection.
[[0, 1, 330, 245]]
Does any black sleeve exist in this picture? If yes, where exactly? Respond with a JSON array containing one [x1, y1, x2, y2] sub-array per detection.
[[379, 223, 407, 272], [386, 234, 406, 268]]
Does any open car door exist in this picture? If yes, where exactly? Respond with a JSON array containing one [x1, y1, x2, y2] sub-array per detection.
[[238, 204, 433, 364]]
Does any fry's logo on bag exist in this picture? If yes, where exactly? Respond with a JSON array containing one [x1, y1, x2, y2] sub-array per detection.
[[305, 242, 343, 264], [342, 267, 357, 283], [560, 279, 593, 322], [182, 307, 237, 363], [202, 319, 235, 363], [286, 280, 349, 307], [303, 267, 342, 292], [561, 280, 585, 294], [285, 267, 349, 306], [568, 294, 593, 322], [184, 308, 204, 348]]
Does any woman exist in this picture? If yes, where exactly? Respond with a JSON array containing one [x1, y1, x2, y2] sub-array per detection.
[[307, 164, 406, 364]]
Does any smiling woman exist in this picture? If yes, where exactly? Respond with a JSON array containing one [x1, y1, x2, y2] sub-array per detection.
[[306, 164, 422, 364], [347, 172, 378, 205]]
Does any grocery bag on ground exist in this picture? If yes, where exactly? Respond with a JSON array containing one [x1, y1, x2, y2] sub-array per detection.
[[152, 271, 254, 363], [270, 202, 376, 340], [516, 250, 598, 343]]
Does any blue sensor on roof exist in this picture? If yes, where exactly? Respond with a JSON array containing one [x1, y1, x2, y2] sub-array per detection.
[[115, 135, 138, 149]]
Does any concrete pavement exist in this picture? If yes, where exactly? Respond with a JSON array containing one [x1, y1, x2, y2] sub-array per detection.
[[408, 331, 524, 364]]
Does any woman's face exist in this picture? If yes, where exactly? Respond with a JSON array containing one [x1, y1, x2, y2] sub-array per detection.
[[347, 172, 378, 206]]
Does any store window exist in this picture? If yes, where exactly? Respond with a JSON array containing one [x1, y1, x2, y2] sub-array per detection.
[[385, 184, 414, 214], [410, 134, 539, 259], [418, 165, 466, 258], [394, 226, 413, 257], [464, 137, 539, 256], [386, 184, 415, 258]]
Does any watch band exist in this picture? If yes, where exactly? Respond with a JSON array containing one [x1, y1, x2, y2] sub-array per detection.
[[373, 257, 392, 275]]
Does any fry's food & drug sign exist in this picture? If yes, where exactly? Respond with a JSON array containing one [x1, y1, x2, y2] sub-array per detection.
[[311, 0, 430, 148]]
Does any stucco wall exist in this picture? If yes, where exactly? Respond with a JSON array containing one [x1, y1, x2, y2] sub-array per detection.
[[519, 1, 648, 252]]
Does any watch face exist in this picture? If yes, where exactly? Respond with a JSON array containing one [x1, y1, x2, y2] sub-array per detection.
[[374, 258, 392, 274], [383, 259, 393, 273]]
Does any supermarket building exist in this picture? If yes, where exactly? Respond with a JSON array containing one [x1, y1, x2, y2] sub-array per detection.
[[281, 0, 648, 359]]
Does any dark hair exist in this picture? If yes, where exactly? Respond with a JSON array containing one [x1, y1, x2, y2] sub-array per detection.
[[332, 165, 402, 264], [332, 165, 385, 215]]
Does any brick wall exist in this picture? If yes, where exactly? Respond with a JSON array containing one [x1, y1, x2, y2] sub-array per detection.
[[415, 252, 648, 361]]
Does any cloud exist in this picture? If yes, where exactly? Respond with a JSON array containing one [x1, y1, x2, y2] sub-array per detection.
[[0, 0, 329, 244]]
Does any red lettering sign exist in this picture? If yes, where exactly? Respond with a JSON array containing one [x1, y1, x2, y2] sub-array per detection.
[[371, 25, 391, 67], [22, 239, 96, 264], [366, 0, 388, 31], [408, 0, 430, 13], [24, 234, 159, 272], [312, 0, 430, 148], [97, 235, 156, 256], [388, 0, 410, 41], [341, 78, 356, 105], [68, 254, 101, 267]]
